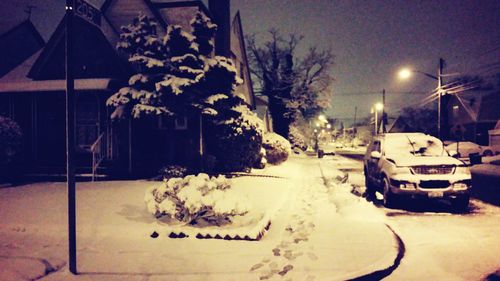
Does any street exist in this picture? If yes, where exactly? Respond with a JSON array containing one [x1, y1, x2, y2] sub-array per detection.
[[334, 154, 500, 281]]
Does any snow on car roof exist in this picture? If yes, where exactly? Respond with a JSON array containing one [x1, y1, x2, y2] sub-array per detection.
[[384, 133, 445, 156]]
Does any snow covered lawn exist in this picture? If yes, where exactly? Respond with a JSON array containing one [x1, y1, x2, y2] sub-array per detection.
[[0, 156, 400, 280]]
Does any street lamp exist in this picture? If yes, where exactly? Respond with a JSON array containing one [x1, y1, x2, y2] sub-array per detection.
[[398, 58, 446, 139], [373, 102, 383, 135]]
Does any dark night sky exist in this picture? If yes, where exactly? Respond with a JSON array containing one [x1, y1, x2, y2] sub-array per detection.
[[1, 0, 499, 123]]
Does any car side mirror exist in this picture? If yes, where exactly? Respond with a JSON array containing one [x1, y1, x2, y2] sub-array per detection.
[[370, 151, 381, 159], [448, 150, 459, 158]]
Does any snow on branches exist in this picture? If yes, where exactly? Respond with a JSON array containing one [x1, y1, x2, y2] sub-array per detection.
[[107, 12, 247, 119]]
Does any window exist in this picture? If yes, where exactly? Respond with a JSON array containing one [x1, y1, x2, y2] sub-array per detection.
[[175, 116, 188, 130]]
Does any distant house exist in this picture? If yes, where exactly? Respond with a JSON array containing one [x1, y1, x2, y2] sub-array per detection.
[[0, 0, 256, 178], [386, 116, 414, 133], [446, 91, 500, 145]]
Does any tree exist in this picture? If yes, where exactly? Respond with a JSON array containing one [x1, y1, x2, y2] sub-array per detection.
[[247, 30, 334, 138], [399, 106, 438, 136], [107, 13, 263, 172]]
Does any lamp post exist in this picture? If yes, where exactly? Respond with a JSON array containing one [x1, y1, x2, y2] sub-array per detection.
[[398, 58, 446, 139], [373, 103, 383, 135]]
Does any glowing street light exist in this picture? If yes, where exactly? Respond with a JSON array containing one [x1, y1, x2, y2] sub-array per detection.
[[397, 58, 447, 139], [398, 68, 412, 80], [326, 123, 331, 129]]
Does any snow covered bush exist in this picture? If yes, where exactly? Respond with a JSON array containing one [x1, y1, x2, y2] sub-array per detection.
[[207, 100, 264, 172], [262, 132, 292, 165], [0, 116, 22, 182], [0, 116, 22, 165], [158, 165, 188, 180], [144, 173, 249, 226], [254, 147, 267, 169]]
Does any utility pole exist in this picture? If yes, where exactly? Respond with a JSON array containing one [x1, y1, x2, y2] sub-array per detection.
[[437, 58, 444, 139], [382, 89, 386, 133], [65, 0, 77, 274], [353, 106, 357, 127]]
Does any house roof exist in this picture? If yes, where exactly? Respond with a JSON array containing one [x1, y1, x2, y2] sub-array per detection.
[[449, 90, 500, 123], [27, 14, 129, 81], [231, 11, 255, 108], [0, 20, 45, 78]]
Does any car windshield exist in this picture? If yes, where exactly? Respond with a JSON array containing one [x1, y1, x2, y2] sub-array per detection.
[[385, 134, 445, 157]]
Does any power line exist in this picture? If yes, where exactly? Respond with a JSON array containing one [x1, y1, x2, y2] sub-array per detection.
[[334, 91, 427, 96]]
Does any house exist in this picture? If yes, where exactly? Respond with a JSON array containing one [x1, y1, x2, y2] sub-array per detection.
[[0, 20, 45, 79], [446, 91, 500, 145], [254, 95, 273, 132], [0, 0, 256, 178]]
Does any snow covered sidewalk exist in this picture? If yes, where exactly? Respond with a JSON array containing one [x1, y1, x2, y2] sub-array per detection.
[[0, 155, 399, 280]]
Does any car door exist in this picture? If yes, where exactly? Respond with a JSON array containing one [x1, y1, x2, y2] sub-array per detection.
[[366, 140, 382, 185]]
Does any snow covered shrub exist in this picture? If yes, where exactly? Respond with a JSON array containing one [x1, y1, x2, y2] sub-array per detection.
[[0, 116, 22, 182], [158, 165, 188, 180], [288, 125, 308, 151], [262, 132, 292, 165], [144, 173, 249, 226], [254, 147, 267, 169], [207, 100, 264, 172], [0, 116, 22, 165]]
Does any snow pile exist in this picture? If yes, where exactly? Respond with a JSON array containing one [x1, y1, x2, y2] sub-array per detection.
[[145, 174, 250, 226], [262, 132, 292, 164]]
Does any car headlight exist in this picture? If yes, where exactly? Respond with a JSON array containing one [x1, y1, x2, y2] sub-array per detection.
[[399, 182, 416, 190], [453, 182, 469, 190], [455, 166, 471, 176]]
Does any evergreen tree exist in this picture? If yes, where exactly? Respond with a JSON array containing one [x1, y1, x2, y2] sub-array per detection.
[[107, 14, 170, 118], [107, 12, 264, 172]]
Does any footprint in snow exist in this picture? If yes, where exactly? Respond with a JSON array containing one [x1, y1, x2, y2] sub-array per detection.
[[269, 261, 278, 269], [307, 252, 318, 261], [250, 263, 264, 271], [283, 249, 293, 260], [278, 264, 294, 276], [272, 248, 281, 256]]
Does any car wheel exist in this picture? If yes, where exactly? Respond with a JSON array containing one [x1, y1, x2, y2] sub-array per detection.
[[383, 177, 397, 208], [451, 196, 469, 212], [364, 167, 375, 198], [483, 150, 493, 157]]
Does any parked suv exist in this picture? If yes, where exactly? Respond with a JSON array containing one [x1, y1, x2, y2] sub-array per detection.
[[364, 133, 471, 211]]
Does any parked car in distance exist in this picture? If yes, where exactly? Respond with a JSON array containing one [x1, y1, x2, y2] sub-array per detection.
[[444, 141, 498, 158], [364, 133, 472, 211]]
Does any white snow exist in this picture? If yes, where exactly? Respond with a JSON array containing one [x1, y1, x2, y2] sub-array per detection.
[[0, 155, 498, 280]]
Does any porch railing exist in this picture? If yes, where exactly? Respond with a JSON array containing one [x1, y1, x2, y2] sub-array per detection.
[[90, 132, 106, 181]]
